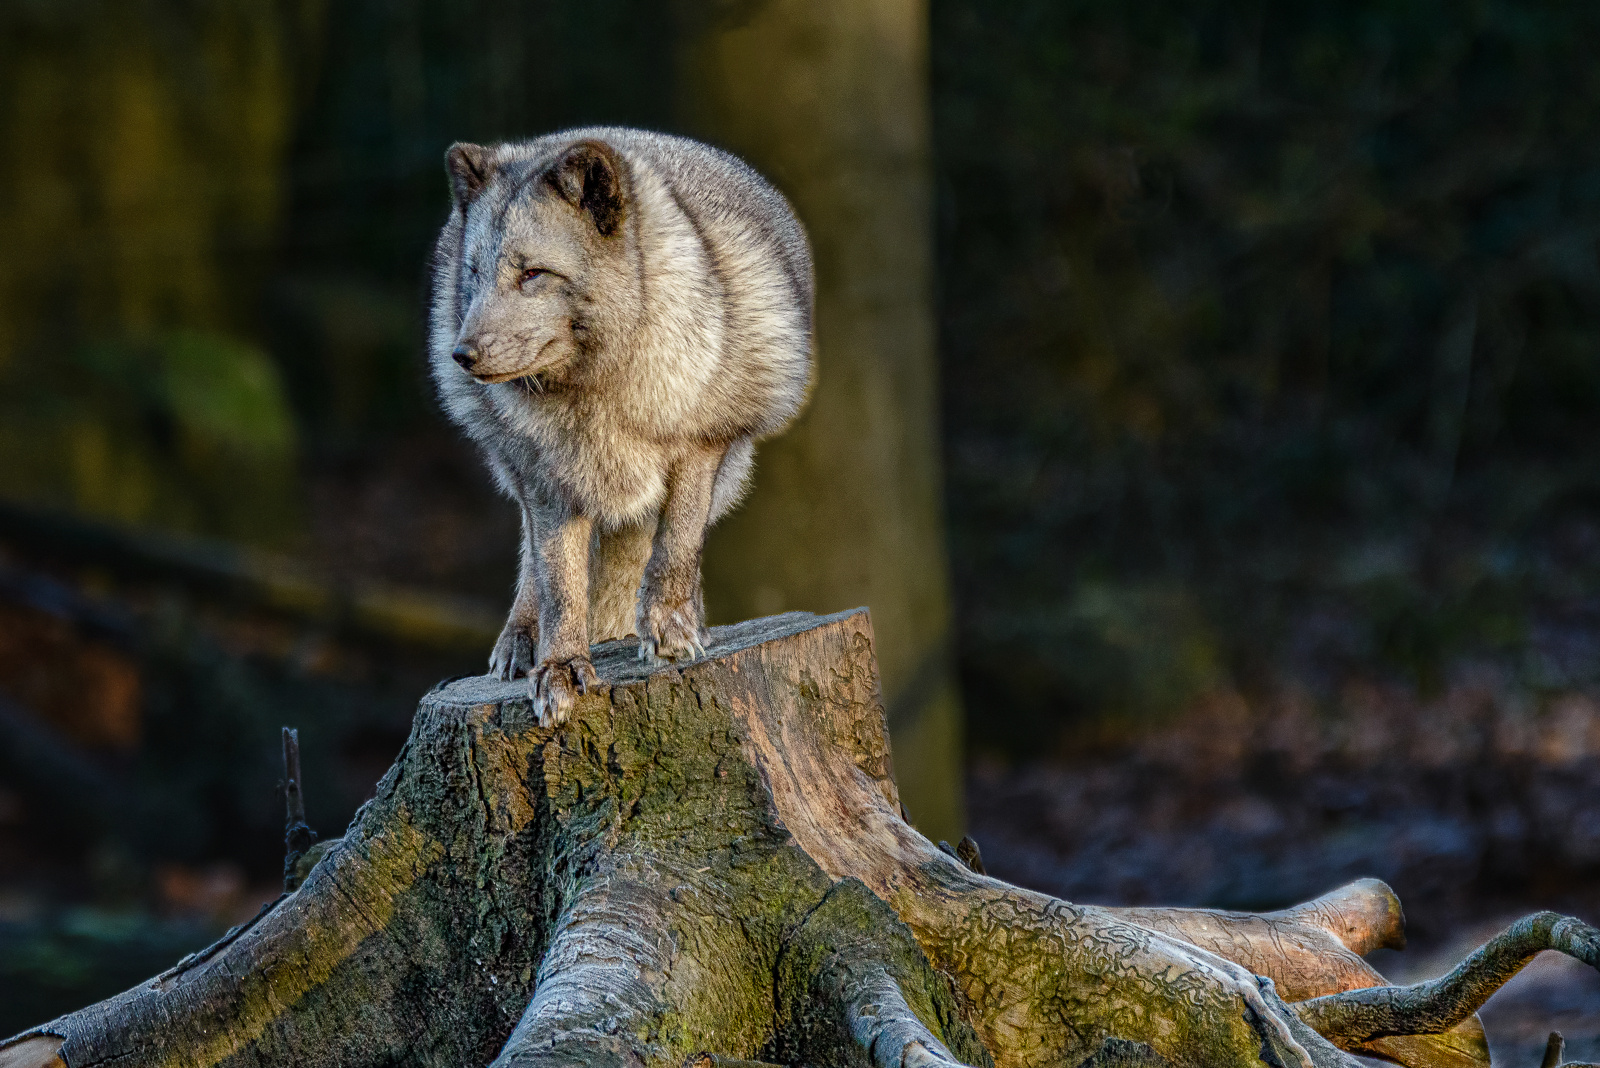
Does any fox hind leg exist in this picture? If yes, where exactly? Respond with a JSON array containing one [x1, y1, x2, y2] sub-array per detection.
[[638, 444, 725, 662], [588, 520, 654, 642]]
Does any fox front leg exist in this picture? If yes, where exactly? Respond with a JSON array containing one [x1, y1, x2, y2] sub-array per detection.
[[489, 503, 541, 680], [528, 501, 598, 726], [637, 445, 723, 663]]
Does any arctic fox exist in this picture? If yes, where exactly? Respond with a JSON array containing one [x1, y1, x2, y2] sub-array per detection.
[[429, 127, 814, 724]]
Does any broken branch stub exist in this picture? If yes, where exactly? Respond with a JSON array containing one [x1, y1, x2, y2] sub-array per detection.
[[280, 726, 318, 892], [0, 610, 1591, 1068]]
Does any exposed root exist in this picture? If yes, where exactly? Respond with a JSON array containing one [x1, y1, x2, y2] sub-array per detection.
[[773, 879, 991, 1068], [1109, 880, 1493, 1067], [1274, 877, 1409, 953], [1112, 879, 1405, 1002], [493, 872, 680, 1068], [1295, 912, 1600, 1046], [846, 972, 964, 1068], [874, 858, 1360, 1068]]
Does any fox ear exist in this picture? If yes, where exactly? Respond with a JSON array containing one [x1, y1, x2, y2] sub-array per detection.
[[546, 140, 626, 236], [446, 142, 495, 206]]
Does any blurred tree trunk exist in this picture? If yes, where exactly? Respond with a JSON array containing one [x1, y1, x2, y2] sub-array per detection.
[[675, 0, 963, 841], [0, 0, 307, 543]]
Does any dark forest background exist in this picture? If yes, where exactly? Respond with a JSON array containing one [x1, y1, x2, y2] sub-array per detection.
[[2, 0, 1599, 1047], [939, 1, 1600, 744]]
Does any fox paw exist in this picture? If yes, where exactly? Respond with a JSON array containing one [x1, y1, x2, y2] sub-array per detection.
[[530, 655, 597, 727], [638, 599, 706, 664], [489, 620, 536, 680]]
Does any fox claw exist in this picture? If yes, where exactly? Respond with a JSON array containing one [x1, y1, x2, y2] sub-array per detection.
[[489, 620, 536, 680], [637, 601, 706, 664], [530, 655, 597, 727]]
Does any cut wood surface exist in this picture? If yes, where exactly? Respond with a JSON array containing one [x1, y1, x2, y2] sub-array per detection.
[[2, 610, 1594, 1068]]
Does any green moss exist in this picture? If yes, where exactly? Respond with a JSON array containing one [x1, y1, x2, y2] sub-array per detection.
[[772, 879, 993, 1068]]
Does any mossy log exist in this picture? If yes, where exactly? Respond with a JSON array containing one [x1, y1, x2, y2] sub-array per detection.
[[3, 610, 1596, 1068]]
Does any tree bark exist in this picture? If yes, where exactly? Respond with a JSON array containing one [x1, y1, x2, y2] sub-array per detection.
[[2, 610, 1593, 1068]]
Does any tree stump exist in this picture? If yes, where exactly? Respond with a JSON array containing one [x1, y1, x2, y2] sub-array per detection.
[[2, 610, 1596, 1068]]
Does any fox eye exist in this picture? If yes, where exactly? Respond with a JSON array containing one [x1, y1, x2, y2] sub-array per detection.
[[521, 267, 546, 284]]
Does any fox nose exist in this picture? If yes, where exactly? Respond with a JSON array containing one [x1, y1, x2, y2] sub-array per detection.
[[451, 344, 478, 371]]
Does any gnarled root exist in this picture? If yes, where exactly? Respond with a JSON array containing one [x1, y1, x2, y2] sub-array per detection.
[[771, 878, 990, 1068], [1110, 881, 1490, 1068], [1294, 912, 1600, 1046], [493, 868, 694, 1068], [1112, 876, 1405, 998]]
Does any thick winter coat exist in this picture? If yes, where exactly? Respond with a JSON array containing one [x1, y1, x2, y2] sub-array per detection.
[[429, 127, 814, 722]]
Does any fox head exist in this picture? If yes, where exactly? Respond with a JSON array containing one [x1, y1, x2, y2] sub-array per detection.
[[442, 139, 635, 387]]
